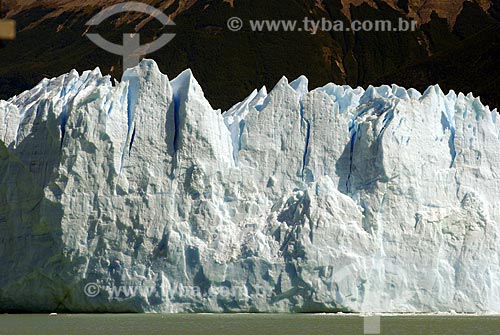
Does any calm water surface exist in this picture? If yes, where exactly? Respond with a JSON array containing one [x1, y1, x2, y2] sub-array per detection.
[[0, 314, 499, 335]]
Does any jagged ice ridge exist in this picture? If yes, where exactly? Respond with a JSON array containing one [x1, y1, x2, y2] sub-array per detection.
[[0, 59, 499, 313]]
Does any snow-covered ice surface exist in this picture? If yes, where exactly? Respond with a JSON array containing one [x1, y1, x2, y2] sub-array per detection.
[[1, 59, 500, 313]]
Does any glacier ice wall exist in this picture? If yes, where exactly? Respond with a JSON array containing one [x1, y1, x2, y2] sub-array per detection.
[[1, 59, 500, 313]]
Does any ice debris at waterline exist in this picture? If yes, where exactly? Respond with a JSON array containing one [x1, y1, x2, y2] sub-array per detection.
[[0, 59, 499, 313]]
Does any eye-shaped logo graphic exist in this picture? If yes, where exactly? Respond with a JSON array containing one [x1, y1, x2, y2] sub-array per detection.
[[86, 2, 176, 70]]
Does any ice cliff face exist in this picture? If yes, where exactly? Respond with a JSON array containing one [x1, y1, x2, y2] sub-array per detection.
[[1, 59, 500, 313]]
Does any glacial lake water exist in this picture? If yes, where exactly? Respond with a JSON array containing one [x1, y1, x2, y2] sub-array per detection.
[[0, 314, 499, 335]]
